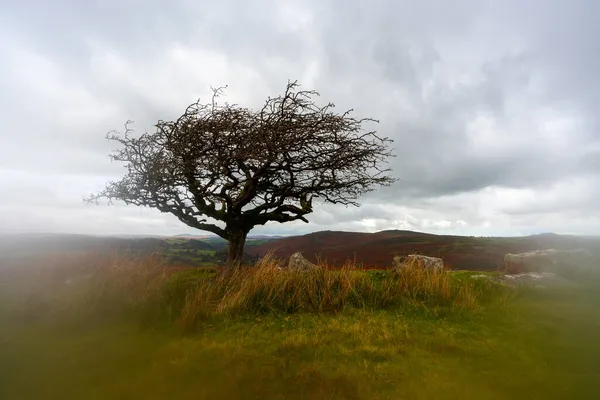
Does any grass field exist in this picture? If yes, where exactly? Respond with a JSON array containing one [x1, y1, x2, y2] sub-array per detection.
[[1, 252, 599, 399]]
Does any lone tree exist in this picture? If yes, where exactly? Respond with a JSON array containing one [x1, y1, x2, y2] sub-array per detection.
[[86, 81, 397, 267]]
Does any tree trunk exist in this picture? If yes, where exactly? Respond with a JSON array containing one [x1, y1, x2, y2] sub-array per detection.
[[226, 229, 247, 268]]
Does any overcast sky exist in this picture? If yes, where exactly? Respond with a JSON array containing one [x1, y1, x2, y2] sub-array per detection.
[[1, 0, 599, 237]]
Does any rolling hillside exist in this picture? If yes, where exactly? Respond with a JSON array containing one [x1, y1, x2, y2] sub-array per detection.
[[246, 230, 600, 271], [2, 231, 598, 271]]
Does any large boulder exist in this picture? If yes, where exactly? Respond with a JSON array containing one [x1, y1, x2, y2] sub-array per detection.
[[504, 249, 594, 276], [288, 252, 317, 271], [393, 254, 444, 271]]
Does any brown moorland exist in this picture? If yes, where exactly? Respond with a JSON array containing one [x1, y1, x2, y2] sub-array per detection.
[[246, 230, 600, 271]]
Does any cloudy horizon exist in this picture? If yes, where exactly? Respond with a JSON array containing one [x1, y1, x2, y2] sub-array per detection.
[[1, 0, 599, 238]]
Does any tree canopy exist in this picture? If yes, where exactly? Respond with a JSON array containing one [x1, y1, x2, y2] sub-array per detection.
[[86, 81, 397, 267]]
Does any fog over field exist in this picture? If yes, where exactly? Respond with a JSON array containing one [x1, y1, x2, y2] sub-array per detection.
[[1, 0, 599, 237]]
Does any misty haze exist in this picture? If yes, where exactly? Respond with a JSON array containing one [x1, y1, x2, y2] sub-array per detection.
[[1, 1, 599, 399]]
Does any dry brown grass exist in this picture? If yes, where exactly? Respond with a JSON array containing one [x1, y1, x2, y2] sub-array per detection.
[[1, 250, 496, 332], [176, 252, 485, 330]]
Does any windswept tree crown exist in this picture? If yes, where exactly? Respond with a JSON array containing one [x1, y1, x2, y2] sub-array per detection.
[[87, 81, 396, 241]]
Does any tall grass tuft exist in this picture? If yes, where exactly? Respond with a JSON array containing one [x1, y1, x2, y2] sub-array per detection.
[[2, 251, 508, 332], [176, 252, 494, 329]]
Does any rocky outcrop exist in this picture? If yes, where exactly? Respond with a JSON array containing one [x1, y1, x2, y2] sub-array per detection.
[[288, 252, 317, 271], [393, 254, 444, 271], [498, 272, 578, 288], [504, 249, 593, 276]]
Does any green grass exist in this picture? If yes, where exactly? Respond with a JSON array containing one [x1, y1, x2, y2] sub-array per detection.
[[163, 238, 190, 244], [1, 253, 599, 399]]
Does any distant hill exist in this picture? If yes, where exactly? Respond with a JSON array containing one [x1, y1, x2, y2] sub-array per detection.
[[246, 230, 600, 271], [173, 234, 285, 240], [0, 233, 169, 258], [3, 231, 598, 271], [173, 234, 217, 239], [0, 233, 278, 268]]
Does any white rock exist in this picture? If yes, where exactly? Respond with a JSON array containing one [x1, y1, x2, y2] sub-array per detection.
[[393, 254, 444, 271], [287, 252, 317, 271]]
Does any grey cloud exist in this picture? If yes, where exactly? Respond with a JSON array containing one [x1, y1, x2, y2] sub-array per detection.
[[307, 1, 600, 202]]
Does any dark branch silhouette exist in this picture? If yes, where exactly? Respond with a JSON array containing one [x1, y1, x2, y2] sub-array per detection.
[[86, 80, 397, 267]]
